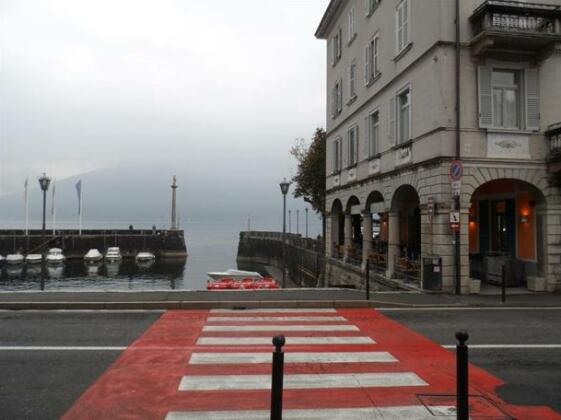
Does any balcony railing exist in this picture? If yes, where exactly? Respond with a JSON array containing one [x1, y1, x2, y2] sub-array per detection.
[[547, 123, 561, 155], [470, 1, 561, 54]]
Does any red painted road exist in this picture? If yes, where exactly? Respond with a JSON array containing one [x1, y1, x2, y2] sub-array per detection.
[[62, 308, 561, 419]]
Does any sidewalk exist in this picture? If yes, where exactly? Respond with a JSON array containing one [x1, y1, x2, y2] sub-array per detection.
[[0, 287, 559, 310]]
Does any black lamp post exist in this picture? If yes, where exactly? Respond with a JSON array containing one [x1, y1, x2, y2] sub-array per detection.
[[305, 208, 309, 238], [38, 173, 51, 251], [279, 178, 290, 288]]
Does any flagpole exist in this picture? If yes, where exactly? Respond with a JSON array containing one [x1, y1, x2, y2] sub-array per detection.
[[52, 183, 56, 236], [79, 189, 83, 236], [24, 178, 29, 235]]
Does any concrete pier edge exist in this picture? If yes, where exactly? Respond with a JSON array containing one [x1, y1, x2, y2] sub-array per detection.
[[0, 288, 559, 310]]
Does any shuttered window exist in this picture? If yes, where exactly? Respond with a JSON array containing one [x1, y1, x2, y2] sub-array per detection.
[[348, 61, 356, 99], [333, 138, 342, 173], [364, 35, 380, 86], [365, 0, 381, 17], [348, 6, 356, 44], [478, 65, 539, 131], [347, 126, 359, 167], [396, 0, 409, 54], [367, 110, 380, 157]]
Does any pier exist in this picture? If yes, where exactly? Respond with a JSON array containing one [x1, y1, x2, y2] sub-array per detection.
[[0, 229, 187, 259]]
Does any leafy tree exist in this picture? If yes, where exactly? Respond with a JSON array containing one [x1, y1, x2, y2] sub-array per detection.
[[290, 127, 326, 241]]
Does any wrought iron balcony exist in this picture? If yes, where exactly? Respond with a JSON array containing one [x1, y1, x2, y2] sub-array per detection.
[[470, 1, 561, 56], [546, 123, 561, 185]]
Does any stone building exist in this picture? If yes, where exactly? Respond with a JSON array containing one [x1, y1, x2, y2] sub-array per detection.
[[315, 0, 561, 293]]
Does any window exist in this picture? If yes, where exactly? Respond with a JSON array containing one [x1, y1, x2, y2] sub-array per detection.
[[364, 35, 380, 86], [398, 88, 410, 143], [331, 79, 343, 118], [333, 137, 342, 173], [396, 0, 410, 54], [347, 125, 359, 167], [348, 61, 356, 100], [478, 66, 539, 131], [492, 69, 520, 129], [331, 27, 342, 66], [348, 6, 356, 44], [365, 0, 381, 17], [367, 110, 380, 157]]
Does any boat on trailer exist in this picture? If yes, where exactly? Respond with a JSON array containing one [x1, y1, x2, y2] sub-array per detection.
[[207, 276, 279, 290], [46, 248, 65, 264]]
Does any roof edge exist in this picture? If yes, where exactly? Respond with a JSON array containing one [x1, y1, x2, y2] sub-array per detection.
[[315, 0, 345, 39]]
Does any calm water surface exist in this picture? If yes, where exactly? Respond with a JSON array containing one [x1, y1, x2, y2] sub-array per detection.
[[0, 219, 322, 291]]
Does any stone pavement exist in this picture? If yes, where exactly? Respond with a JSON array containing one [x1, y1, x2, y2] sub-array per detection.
[[0, 288, 560, 310], [61, 308, 560, 419]]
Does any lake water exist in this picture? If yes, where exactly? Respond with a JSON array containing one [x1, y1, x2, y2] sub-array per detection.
[[0, 218, 322, 291]]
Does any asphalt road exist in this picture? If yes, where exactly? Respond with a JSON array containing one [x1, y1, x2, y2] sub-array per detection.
[[381, 308, 561, 414], [0, 308, 560, 419]]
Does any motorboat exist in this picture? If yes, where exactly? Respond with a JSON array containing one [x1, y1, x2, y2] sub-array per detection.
[[207, 269, 263, 281], [207, 276, 279, 290], [6, 253, 24, 265], [46, 248, 65, 264], [136, 252, 155, 262], [84, 249, 103, 263], [105, 247, 122, 261], [25, 254, 43, 264]]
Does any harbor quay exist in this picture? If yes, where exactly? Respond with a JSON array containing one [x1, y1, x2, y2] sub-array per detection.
[[0, 228, 187, 259]]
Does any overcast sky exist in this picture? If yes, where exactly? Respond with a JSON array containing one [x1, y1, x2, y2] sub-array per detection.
[[0, 0, 328, 196]]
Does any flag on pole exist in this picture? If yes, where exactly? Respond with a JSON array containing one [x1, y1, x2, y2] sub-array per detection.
[[51, 183, 56, 216], [51, 182, 56, 235], [76, 180, 82, 215]]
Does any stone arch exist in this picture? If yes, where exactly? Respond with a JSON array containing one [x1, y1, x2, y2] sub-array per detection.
[[345, 195, 361, 214], [331, 199, 343, 214], [365, 190, 385, 212], [468, 178, 547, 286], [390, 184, 422, 260]]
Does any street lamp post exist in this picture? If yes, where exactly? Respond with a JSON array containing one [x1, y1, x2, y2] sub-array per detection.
[[38, 173, 51, 252], [305, 208, 309, 238], [288, 210, 292, 233], [279, 178, 291, 289]]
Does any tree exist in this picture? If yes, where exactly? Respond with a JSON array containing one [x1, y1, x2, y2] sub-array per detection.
[[290, 127, 326, 241]]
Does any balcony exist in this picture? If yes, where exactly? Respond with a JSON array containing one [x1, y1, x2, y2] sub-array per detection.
[[470, 0, 561, 57], [546, 122, 561, 185]]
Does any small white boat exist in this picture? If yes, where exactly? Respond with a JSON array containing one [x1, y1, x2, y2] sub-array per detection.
[[46, 248, 65, 264], [105, 247, 122, 261], [25, 254, 43, 264], [136, 252, 155, 262], [6, 253, 24, 265], [207, 269, 263, 281], [84, 249, 103, 263]]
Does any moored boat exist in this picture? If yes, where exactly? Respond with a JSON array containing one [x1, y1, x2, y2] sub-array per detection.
[[136, 252, 155, 262], [84, 249, 103, 263], [105, 247, 122, 261], [46, 248, 65, 264], [6, 253, 24, 265], [206, 269, 263, 281], [25, 254, 43, 264]]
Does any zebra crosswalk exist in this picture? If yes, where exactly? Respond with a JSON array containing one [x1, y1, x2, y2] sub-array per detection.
[[62, 307, 560, 420]]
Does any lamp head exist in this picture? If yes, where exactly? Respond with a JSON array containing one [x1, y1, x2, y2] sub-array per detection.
[[279, 178, 290, 195], [38, 173, 51, 192]]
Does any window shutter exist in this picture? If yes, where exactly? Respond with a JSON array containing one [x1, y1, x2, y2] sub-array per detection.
[[355, 126, 360, 163], [365, 116, 371, 157], [525, 68, 539, 131], [404, 0, 410, 45], [330, 39, 334, 66], [478, 65, 493, 128], [389, 97, 396, 145], [338, 79, 343, 112], [364, 44, 370, 85]]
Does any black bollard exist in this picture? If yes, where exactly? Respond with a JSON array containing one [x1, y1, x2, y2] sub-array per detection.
[[270, 335, 286, 420], [365, 260, 370, 301], [456, 331, 469, 420], [501, 265, 506, 304]]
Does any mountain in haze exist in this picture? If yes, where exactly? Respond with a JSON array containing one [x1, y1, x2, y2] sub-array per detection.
[[0, 164, 314, 230]]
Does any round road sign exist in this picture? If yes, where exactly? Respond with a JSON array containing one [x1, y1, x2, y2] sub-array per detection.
[[450, 160, 463, 181]]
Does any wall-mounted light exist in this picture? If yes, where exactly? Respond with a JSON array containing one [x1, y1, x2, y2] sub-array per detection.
[[520, 208, 530, 224]]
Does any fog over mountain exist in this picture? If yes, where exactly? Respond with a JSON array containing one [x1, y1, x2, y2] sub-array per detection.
[[0, 164, 320, 231]]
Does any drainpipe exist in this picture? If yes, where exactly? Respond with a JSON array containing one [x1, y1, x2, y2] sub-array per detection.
[[454, 0, 462, 295]]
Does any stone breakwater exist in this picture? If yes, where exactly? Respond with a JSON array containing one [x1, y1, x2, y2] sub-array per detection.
[[0, 229, 187, 259]]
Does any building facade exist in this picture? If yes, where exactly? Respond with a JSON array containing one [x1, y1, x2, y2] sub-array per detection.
[[316, 0, 561, 293]]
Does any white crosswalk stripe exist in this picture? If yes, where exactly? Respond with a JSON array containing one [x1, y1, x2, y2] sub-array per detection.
[[179, 372, 427, 391], [210, 308, 337, 313], [203, 324, 359, 332], [196, 336, 375, 345], [189, 351, 397, 364], [206, 316, 346, 322], [166, 406, 456, 420]]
